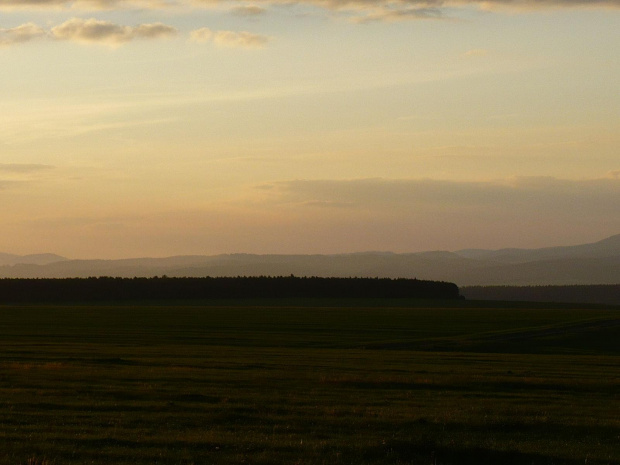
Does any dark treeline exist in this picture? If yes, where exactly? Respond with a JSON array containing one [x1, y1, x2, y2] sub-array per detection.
[[461, 285, 620, 306], [0, 276, 460, 303]]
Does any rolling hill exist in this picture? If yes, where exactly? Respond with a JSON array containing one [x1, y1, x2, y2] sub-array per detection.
[[1, 234, 619, 286]]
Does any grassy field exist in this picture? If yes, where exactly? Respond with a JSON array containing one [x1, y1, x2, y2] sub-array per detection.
[[0, 300, 618, 464]]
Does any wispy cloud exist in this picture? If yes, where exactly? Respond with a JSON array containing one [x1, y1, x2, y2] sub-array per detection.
[[0, 180, 20, 190], [261, 176, 620, 214], [51, 18, 177, 45], [231, 4, 267, 16], [0, 23, 46, 46], [0, 0, 70, 8], [606, 170, 620, 179], [0, 163, 54, 173], [213, 30, 269, 48], [0, 0, 166, 10], [190, 27, 269, 48], [189, 27, 213, 42], [351, 6, 443, 23], [0, 164, 55, 192], [245, 176, 620, 250], [3, 0, 618, 15], [1, 18, 270, 51], [5, 175, 619, 256], [0, 18, 177, 47], [462, 48, 488, 57]]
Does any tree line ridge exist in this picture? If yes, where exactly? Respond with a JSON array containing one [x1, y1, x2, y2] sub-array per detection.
[[0, 276, 461, 303]]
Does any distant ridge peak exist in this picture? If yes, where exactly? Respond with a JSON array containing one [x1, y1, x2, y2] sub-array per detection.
[[0, 253, 68, 267], [594, 233, 620, 245]]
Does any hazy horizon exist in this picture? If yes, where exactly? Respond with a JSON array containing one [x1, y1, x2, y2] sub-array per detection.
[[2, 0, 619, 259], [3, 231, 618, 261]]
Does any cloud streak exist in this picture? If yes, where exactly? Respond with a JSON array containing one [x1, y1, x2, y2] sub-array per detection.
[[261, 176, 620, 215], [350, 6, 443, 22], [245, 176, 620, 251], [0, 23, 46, 46], [0, 164, 54, 173], [51, 18, 177, 45], [0, 18, 178, 47], [213, 30, 269, 48], [4, 175, 618, 256], [231, 4, 267, 15], [1, 19, 268, 49], [189, 27, 213, 42], [0, 164, 55, 193], [0, 0, 165, 10], [190, 27, 269, 48], [1, 0, 618, 18]]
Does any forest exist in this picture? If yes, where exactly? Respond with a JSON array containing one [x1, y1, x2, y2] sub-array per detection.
[[0, 276, 461, 303]]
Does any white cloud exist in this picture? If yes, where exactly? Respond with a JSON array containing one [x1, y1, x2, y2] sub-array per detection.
[[190, 27, 269, 48], [0, 22, 46, 46], [51, 18, 130, 43], [2, 16, 268, 51], [351, 6, 443, 22], [51, 18, 177, 45], [463, 48, 488, 57], [133, 22, 178, 38], [231, 4, 267, 15], [189, 27, 213, 42], [213, 30, 269, 48]]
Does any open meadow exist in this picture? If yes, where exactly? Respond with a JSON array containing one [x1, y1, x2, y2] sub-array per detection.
[[0, 301, 618, 465]]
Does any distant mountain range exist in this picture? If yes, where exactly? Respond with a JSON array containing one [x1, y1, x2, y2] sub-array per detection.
[[1, 234, 619, 286], [0, 253, 67, 267]]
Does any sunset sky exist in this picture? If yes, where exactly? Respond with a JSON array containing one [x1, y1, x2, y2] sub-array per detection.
[[1, 0, 619, 258]]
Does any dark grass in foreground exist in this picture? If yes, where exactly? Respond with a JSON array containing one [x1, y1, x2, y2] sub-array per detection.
[[0, 302, 618, 465], [461, 285, 620, 306]]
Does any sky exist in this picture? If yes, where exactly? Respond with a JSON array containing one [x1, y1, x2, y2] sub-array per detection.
[[1, 0, 619, 258]]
